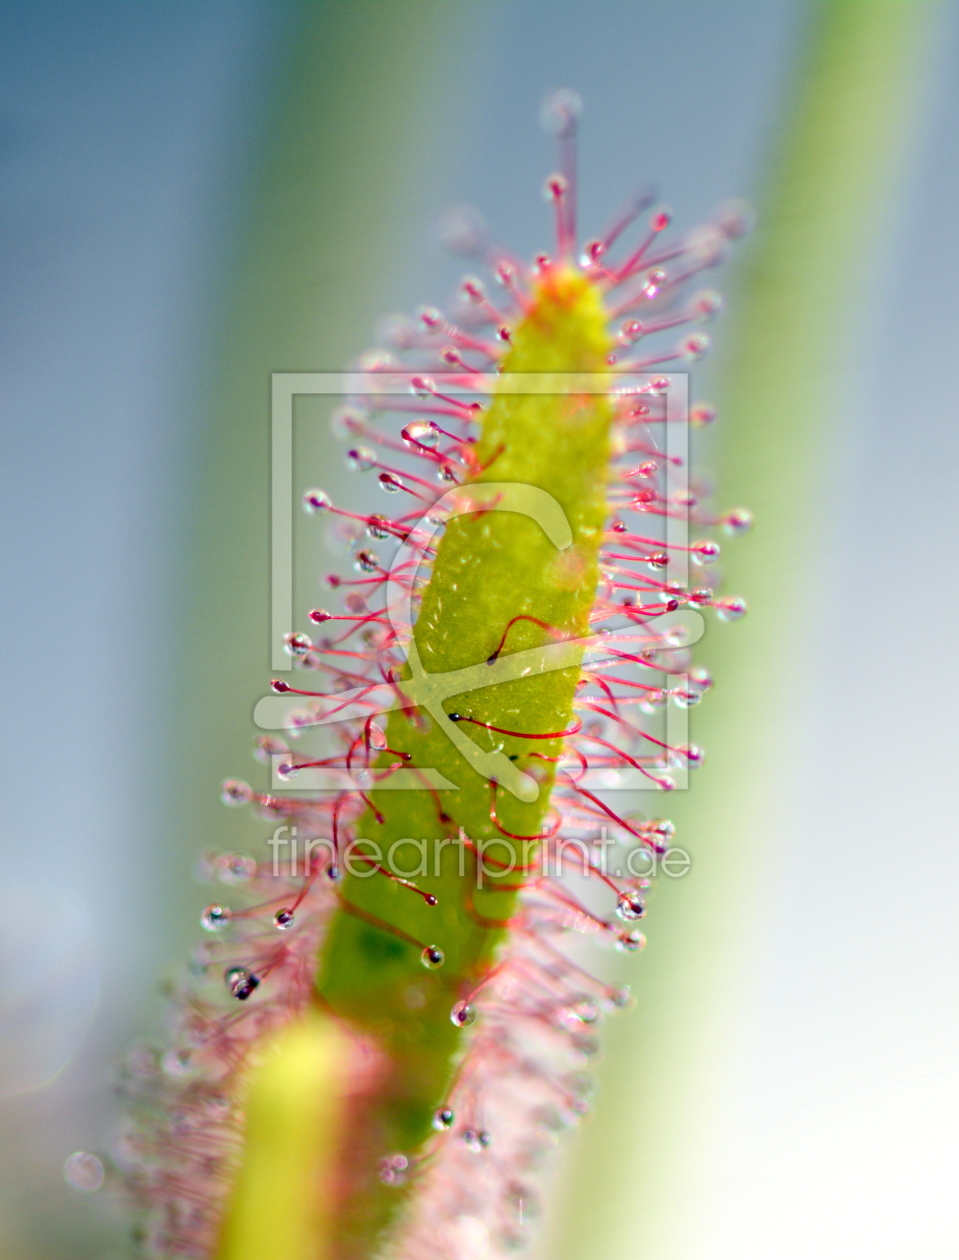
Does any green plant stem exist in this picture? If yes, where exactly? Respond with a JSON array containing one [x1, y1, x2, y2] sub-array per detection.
[[315, 269, 614, 1257], [549, 3, 943, 1257]]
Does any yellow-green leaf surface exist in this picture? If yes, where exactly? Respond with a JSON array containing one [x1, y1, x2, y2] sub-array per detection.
[[215, 1013, 349, 1260], [315, 269, 614, 1257]]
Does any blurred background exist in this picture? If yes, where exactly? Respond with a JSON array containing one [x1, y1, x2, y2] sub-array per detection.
[[1, 2, 957, 1257]]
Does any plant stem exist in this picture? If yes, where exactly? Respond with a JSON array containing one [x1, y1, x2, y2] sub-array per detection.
[[549, 3, 943, 1256]]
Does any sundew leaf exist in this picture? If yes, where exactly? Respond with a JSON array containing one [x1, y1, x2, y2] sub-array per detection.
[[314, 270, 614, 1254], [120, 85, 750, 1260]]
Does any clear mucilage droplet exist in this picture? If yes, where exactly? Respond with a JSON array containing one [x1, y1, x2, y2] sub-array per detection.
[[346, 447, 376, 473], [63, 1151, 105, 1193], [691, 289, 723, 319], [689, 403, 716, 427], [608, 985, 635, 1011], [682, 332, 710, 361], [379, 1154, 409, 1186], [639, 689, 668, 715], [224, 967, 260, 1001], [410, 375, 435, 398], [690, 538, 720, 566], [722, 507, 754, 536], [421, 945, 445, 970], [615, 891, 646, 922], [432, 1107, 455, 1131], [220, 779, 253, 807], [303, 488, 332, 514], [715, 596, 747, 622], [450, 1000, 477, 1028], [284, 631, 313, 657], [253, 734, 288, 765], [218, 853, 256, 884], [354, 548, 379, 573], [161, 1047, 193, 1077], [329, 404, 368, 437], [644, 818, 675, 855], [616, 930, 647, 953], [688, 665, 713, 693], [200, 905, 231, 932], [274, 908, 295, 930], [678, 743, 705, 768], [569, 998, 601, 1024], [671, 686, 702, 709], [540, 87, 582, 137], [403, 419, 439, 449]]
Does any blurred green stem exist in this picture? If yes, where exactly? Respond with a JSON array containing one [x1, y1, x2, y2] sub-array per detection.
[[550, 3, 943, 1257]]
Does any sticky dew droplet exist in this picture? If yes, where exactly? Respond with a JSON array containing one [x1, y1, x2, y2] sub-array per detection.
[[540, 87, 582, 137], [218, 853, 256, 884], [220, 779, 253, 807], [161, 1047, 193, 1077], [689, 665, 713, 692], [303, 488, 332, 514], [645, 818, 675, 854], [682, 333, 710, 361], [615, 891, 646, 922], [722, 507, 754, 536], [691, 289, 723, 319], [346, 447, 376, 473], [608, 985, 635, 1011], [253, 734, 288, 765], [690, 403, 716, 428], [63, 1151, 105, 1193], [274, 908, 295, 930], [200, 905, 231, 932], [639, 689, 668, 715], [379, 1154, 410, 1186], [715, 596, 747, 622], [670, 686, 702, 709], [354, 548, 379, 572], [284, 631, 313, 657], [690, 538, 720, 566], [678, 743, 705, 768], [410, 375, 435, 398], [329, 405, 368, 438], [421, 945, 445, 970], [224, 967, 260, 1001], [403, 419, 439, 449], [451, 1000, 477, 1028], [616, 930, 647, 953], [569, 998, 601, 1024], [432, 1107, 455, 1131], [543, 173, 569, 204]]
